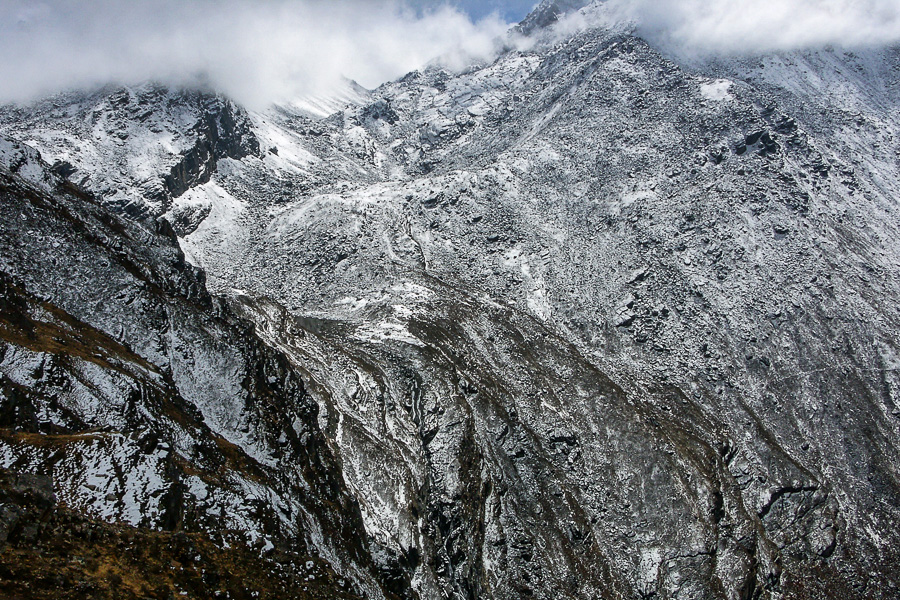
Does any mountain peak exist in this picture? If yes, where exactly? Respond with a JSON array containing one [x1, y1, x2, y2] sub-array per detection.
[[517, 0, 596, 35]]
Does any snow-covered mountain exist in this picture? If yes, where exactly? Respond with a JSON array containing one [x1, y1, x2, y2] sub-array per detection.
[[2, 1, 899, 598]]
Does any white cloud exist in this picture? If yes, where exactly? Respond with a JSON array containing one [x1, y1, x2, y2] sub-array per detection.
[[0, 0, 509, 108], [2, 0, 898, 108], [565, 0, 900, 59]]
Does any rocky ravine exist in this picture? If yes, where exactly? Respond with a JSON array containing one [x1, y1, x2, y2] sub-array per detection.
[[2, 1, 900, 599]]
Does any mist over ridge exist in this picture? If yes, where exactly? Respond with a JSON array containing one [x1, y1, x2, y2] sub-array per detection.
[[2, 0, 899, 108]]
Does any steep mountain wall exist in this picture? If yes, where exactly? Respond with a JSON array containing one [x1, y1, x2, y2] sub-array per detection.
[[1, 3, 899, 599], [0, 137, 408, 600]]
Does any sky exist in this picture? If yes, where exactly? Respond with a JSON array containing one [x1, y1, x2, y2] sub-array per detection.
[[419, 0, 538, 21], [1, 0, 899, 108]]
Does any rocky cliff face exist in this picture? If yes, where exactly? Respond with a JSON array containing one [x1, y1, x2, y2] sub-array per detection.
[[0, 137, 408, 599], [0, 84, 260, 220], [1, 2, 899, 599]]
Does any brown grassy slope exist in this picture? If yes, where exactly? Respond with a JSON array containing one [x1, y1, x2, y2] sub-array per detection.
[[0, 468, 363, 600]]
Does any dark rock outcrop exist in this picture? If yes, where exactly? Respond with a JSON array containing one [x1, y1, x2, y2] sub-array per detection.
[[161, 92, 260, 202]]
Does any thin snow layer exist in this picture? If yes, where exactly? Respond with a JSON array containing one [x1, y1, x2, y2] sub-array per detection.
[[699, 78, 734, 102], [282, 79, 373, 120], [351, 283, 434, 347], [251, 114, 319, 175], [0, 428, 170, 527], [0, 135, 55, 191], [175, 178, 249, 274]]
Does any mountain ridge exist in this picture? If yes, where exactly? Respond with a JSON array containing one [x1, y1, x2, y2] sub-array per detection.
[[1, 6, 899, 599]]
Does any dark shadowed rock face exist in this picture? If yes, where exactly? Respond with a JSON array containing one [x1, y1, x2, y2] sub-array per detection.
[[162, 92, 261, 203], [2, 3, 900, 599]]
